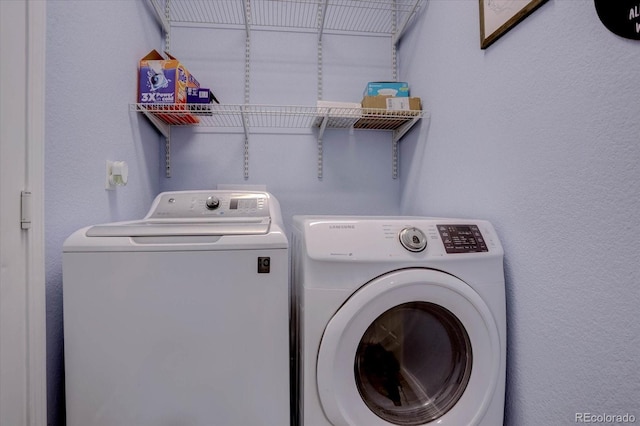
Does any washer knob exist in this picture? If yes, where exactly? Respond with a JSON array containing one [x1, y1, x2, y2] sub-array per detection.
[[205, 195, 220, 210], [399, 227, 427, 252]]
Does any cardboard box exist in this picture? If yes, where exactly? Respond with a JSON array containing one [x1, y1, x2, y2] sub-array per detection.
[[355, 95, 422, 129], [138, 50, 200, 124], [365, 81, 409, 97], [361, 95, 421, 111]]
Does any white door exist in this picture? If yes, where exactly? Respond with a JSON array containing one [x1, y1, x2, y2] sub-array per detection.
[[316, 269, 501, 426], [0, 1, 47, 425]]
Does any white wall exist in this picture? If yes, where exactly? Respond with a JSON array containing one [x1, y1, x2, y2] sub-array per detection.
[[45, 1, 162, 424], [399, 1, 640, 424]]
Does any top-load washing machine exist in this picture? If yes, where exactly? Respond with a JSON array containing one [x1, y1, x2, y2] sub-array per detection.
[[291, 216, 506, 426], [63, 190, 290, 426]]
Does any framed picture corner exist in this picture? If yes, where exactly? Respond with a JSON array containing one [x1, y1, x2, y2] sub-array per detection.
[[479, 0, 549, 49]]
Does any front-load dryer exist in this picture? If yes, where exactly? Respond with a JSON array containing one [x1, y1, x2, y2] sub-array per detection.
[[63, 190, 289, 426], [291, 216, 506, 426]]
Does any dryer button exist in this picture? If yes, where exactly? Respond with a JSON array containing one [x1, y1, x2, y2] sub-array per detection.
[[399, 227, 427, 252]]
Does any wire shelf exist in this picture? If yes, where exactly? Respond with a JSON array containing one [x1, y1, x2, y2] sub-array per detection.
[[163, 0, 424, 35], [132, 103, 425, 131], [142, 0, 427, 179]]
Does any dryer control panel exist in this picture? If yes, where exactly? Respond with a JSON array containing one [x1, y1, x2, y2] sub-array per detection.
[[300, 217, 500, 262], [437, 224, 488, 254], [147, 191, 270, 219]]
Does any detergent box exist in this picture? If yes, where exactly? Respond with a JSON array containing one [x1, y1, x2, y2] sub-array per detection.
[[138, 50, 200, 104], [138, 50, 200, 124]]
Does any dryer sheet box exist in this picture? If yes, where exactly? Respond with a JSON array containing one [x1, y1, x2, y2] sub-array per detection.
[[138, 49, 200, 124]]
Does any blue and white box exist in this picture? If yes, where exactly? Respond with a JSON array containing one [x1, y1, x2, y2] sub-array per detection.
[[365, 81, 409, 97]]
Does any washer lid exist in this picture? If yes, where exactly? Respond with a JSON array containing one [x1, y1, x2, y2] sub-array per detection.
[[87, 190, 274, 237], [316, 269, 501, 426], [86, 217, 271, 237]]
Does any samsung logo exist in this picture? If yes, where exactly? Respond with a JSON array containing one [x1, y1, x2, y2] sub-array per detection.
[[329, 224, 356, 230]]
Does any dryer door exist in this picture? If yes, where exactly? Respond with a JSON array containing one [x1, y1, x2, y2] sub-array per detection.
[[317, 268, 501, 426]]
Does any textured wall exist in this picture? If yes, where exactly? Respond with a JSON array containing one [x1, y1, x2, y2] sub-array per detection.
[[399, 1, 640, 424], [45, 2, 162, 424]]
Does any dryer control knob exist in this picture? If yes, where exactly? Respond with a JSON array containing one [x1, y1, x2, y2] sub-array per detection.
[[399, 227, 427, 252], [205, 195, 220, 210]]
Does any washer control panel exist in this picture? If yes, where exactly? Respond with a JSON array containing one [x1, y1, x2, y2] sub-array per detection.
[[437, 224, 488, 254], [147, 191, 269, 219]]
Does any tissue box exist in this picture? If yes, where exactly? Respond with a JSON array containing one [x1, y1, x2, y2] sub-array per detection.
[[364, 81, 409, 97], [138, 50, 200, 124]]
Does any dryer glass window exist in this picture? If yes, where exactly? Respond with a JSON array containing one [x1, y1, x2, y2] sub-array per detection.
[[354, 302, 472, 425]]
